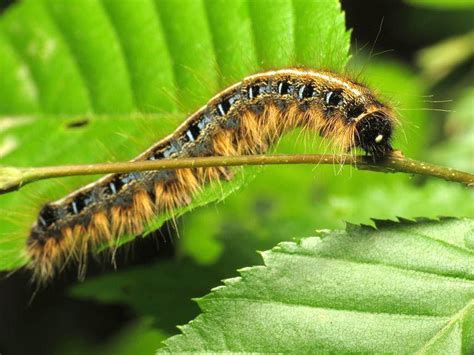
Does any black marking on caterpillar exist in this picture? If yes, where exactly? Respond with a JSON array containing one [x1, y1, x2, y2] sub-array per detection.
[[26, 68, 396, 283]]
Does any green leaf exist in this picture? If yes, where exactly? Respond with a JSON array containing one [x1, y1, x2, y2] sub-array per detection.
[[0, 0, 350, 271], [92, 318, 168, 355], [416, 32, 474, 85], [405, 0, 474, 9], [161, 218, 474, 353]]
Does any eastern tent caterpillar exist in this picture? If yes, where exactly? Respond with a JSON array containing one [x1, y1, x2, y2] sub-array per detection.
[[27, 69, 395, 283]]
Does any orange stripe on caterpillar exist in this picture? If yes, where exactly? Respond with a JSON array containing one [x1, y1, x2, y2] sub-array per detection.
[[26, 68, 397, 283]]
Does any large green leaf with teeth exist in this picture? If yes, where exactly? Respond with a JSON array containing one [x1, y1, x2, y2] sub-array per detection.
[[160, 218, 474, 353]]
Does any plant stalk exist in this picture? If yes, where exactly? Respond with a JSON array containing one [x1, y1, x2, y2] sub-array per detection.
[[1, 151, 472, 195]]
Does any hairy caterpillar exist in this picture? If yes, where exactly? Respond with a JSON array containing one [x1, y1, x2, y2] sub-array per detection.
[[27, 69, 396, 283]]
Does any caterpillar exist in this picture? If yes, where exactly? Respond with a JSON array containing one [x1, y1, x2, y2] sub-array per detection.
[[26, 68, 396, 283]]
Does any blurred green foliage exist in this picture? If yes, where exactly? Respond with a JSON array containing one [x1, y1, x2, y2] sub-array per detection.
[[406, 0, 474, 9]]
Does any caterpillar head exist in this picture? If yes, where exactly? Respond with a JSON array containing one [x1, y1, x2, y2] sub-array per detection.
[[320, 84, 395, 158], [354, 110, 393, 157]]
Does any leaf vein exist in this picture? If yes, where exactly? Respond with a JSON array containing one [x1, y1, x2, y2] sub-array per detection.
[[99, 0, 138, 113], [41, 0, 94, 113], [272, 248, 474, 282], [202, 295, 456, 320]]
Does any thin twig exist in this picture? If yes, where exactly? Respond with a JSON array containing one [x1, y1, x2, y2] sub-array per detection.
[[0, 151, 472, 195]]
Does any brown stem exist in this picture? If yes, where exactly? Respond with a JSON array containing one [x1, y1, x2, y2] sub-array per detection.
[[0, 151, 472, 195]]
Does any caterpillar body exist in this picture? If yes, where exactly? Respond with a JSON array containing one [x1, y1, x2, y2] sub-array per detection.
[[27, 68, 396, 283]]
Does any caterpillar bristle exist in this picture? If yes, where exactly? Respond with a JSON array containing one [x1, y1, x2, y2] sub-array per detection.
[[26, 68, 397, 284], [110, 206, 125, 238], [89, 212, 112, 245], [213, 129, 239, 156]]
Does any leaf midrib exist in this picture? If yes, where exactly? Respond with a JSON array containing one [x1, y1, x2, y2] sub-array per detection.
[[414, 300, 473, 354]]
